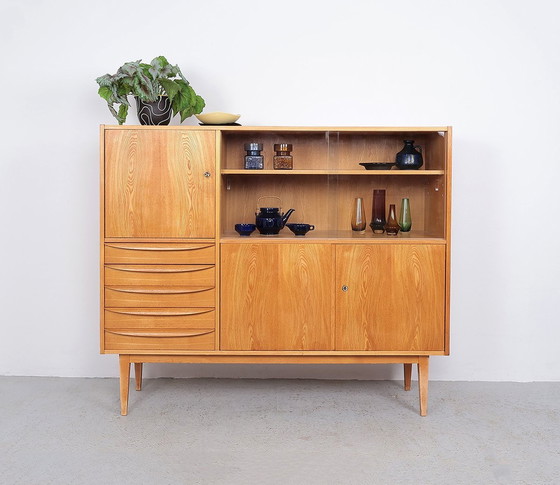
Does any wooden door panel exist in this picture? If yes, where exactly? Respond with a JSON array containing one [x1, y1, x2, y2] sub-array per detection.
[[105, 130, 215, 238], [336, 244, 445, 351], [221, 243, 333, 350]]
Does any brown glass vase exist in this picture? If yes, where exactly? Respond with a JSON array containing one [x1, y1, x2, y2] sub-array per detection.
[[351, 197, 367, 233], [370, 189, 386, 233], [385, 204, 400, 236]]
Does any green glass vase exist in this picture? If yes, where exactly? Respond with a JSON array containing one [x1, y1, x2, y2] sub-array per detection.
[[399, 198, 412, 232]]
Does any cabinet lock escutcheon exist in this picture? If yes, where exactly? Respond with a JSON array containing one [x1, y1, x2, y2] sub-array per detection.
[[342, 285, 349, 292], [203, 171, 211, 178]]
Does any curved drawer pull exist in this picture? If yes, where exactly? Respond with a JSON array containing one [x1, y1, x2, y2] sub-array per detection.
[[106, 265, 213, 274], [106, 244, 214, 251], [106, 330, 214, 338], [106, 309, 214, 316], [106, 286, 214, 295]]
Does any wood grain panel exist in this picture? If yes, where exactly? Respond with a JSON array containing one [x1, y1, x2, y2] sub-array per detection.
[[104, 307, 215, 329], [105, 243, 215, 264], [105, 130, 215, 238], [105, 286, 215, 307], [335, 244, 445, 351], [104, 265, 214, 286], [221, 243, 333, 350], [105, 329, 215, 352]]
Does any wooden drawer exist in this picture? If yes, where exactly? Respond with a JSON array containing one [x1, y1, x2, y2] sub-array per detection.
[[104, 308, 215, 329], [104, 329, 215, 351], [105, 243, 215, 264], [105, 286, 215, 307], [105, 265, 215, 286]]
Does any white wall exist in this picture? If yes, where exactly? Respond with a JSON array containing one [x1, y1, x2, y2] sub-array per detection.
[[1, 0, 559, 381]]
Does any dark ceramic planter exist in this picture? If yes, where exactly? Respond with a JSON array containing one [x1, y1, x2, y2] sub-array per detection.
[[135, 96, 173, 125]]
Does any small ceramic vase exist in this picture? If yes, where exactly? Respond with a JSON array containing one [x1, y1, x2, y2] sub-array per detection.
[[395, 140, 423, 170]]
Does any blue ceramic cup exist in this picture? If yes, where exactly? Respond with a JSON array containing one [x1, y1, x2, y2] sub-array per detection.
[[287, 223, 315, 236], [235, 223, 256, 236]]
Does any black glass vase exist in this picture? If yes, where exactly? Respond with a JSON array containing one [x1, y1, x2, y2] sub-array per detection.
[[395, 140, 423, 170]]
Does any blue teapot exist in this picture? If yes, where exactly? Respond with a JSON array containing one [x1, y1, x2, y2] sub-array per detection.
[[255, 196, 295, 235]]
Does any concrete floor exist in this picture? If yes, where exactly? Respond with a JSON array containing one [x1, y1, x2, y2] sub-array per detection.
[[1, 377, 559, 484]]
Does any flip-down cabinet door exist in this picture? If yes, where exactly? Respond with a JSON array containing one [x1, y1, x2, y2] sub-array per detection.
[[104, 129, 215, 238]]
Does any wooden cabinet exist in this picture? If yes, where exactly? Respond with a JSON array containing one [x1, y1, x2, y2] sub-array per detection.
[[335, 244, 445, 351], [104, 130, 215, 238], [221, 243, 333, 350], [100, 125, 452, 416]]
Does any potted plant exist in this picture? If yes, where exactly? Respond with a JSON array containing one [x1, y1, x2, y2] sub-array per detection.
[[96, 56, 205, 125]]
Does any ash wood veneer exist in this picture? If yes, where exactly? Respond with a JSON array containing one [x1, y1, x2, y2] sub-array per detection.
[[101, 125, 452, 417]]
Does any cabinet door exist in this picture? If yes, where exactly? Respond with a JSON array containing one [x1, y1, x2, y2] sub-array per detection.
[[221, 243, 333, 350], [336, 244, 445, 351], [105, 130, 215, 238]]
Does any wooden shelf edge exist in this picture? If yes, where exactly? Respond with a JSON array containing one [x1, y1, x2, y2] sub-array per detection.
[[104, 350, 446, 356], [220, 234, 447, 244], [102, 125, 451, 133], [221, 169, 445, 175], [106, 353, 445, 365]]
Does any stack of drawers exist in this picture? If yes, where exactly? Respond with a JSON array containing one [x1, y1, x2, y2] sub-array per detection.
[[103, 242, 216, 352]]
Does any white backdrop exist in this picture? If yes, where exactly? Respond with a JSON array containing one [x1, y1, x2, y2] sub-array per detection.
[[1, 0, 558, 380]]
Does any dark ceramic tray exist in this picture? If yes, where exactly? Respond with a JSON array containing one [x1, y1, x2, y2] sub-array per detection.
[[359, 162, 395, 170], [198, 123, 242, 126]]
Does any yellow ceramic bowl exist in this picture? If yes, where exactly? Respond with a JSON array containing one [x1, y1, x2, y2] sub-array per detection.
[[195, 112, 240, 125]]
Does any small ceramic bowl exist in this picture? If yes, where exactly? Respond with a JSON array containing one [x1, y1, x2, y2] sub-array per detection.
[[235, 223, 256, 236], [287, 223, 315, 236], [195, 112, 240, 125]]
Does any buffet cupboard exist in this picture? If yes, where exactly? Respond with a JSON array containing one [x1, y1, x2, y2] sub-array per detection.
[[100, 125, 452, 416]]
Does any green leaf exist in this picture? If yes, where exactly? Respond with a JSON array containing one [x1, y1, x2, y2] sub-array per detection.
[[98, 86, 113, 102], [173, 85, 192, 114], [180, 107, 195, 123], [140, 63, 153, 80], [117, 82, 132, 96], [133, 70, 157, 101], [193, 95, 205, 114], [117, 61, 140, 77], [154, 56, 169, 67], [186, 85, 198, 107], [96, 74, 113, 87], [107, 104, 119, 123], [117, 104, 129, 124], [159, 78, 179, 101]]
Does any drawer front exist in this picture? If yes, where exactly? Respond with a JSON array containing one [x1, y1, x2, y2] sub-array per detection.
[[105, 243, 215, 264], [104, 329, 215, 351], [105, 265, 215, 286], [105, 286, 215, 308], [104, 308, 215, 329]]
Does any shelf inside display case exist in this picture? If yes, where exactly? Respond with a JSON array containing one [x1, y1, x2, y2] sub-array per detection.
[[221, 169, 445, 175], [221, 229, 446, 243]]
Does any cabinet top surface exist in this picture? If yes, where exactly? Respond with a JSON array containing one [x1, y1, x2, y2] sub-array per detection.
[[101, 125, 451, 133]]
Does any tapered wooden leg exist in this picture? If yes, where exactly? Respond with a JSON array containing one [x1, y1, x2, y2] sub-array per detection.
[[119, 355, 130, 416], [404, 363, 412, 391], [134, 363, 143, 391], [418, 356, 429, 416]]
